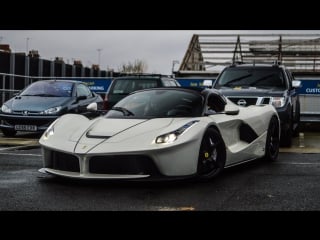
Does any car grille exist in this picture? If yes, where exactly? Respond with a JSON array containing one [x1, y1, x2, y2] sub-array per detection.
[[5, 118, 53, 126], [89, 155, 161, 175], [44, 149, 162, 177], [46, 150, 80, 172], [12, 111, 43, 115], [261, 98, 271, 104], [228, 97, 258, 106], [228, 97, 272, 106]]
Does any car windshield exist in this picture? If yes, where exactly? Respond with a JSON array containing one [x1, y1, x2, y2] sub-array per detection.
[[21, 81, 73, 97], [111, 79, 159, 95], [216, 68, 286, 89], [105, 89, 204, 118]]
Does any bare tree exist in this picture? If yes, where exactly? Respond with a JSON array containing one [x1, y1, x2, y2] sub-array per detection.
[[118, 59, 148, 73]]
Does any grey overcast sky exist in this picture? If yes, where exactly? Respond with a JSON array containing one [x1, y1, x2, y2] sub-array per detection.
[[1, 30, 319, 75]]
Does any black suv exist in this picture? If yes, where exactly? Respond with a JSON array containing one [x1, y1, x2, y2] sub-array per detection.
[[103, 74, 180, 110], [211, 62, 301, 147]]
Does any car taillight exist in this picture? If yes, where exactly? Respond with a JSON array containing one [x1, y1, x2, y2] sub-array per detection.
[[103, 94, 109, 110]]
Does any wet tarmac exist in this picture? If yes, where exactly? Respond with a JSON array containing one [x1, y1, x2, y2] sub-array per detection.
[[280, 122, 320, 153]]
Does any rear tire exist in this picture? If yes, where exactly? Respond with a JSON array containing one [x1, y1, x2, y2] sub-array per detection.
[[197, 128, 226, 180], [293, 103, 300, 137], [280, 119, 293, 147], [265, 116, 280, 161]]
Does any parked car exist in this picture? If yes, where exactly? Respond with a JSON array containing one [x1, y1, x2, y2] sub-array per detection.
[[39, 87, 280, 181], [0, 80, 103, 137], [209, 61, 301, 147], [103, 74, 180, 110]]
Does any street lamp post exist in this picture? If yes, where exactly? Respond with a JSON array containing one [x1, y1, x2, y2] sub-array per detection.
[[97, 48, 102, 66], [172, 60, 180, 76], [26, 37, 30, 54]]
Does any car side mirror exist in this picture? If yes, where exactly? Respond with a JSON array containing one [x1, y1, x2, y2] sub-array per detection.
[[203, 80, 213, 88], [77, 95, 87, 101], [86, 102, 97, 111], [292, 80, 302, 88], [224, 104, 239, 115]]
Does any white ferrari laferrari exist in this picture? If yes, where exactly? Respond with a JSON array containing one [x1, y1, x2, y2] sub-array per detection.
[[39, 87, 280, 181]]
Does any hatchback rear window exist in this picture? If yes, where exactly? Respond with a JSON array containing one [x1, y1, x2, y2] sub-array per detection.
[[111, 79, 159, 94]]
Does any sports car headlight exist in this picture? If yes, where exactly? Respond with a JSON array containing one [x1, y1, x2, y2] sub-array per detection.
[[42, 106, 62, 115], [271, 97, 286, 108], [43, 118, 60, 140], [1, 104, 12, 113], [155, 120, 199, 144]]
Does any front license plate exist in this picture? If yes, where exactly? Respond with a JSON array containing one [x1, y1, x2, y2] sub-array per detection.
[[14, 125, 37, 131]]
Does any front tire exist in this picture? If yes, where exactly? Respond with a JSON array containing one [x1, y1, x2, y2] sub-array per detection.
[[265, 116, 280, 161], [1, 129, 17, 137], [197, 128, 226, 180]]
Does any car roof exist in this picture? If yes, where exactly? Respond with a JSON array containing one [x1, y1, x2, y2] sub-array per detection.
[[130, 86, 221, 99], [131, 86, 201, 93], [37, 79, 81, 84], [114, 75, 174, 80], [227, 63, 286, 69]]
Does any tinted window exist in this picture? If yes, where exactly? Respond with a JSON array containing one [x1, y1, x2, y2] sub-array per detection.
[[21, 81, 73, 97], [106, 89, 203, 118], [162, 79, 179, 87], [111, 79, 159, 94], [77, 84, 92, 97], [216, 68, 286, 89], [162, 79, 172, 87]]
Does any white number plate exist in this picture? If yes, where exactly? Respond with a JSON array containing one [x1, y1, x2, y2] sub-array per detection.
[[14, 125, 37, 131]]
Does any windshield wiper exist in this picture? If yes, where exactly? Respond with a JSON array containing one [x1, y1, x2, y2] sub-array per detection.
[[22, 94, 61, 97], [111, 107, 135, 116], [221, 74, 252, 87], [112, 92, 129, 95]]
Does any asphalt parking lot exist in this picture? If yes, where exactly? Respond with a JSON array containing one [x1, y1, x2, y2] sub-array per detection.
[[0, 123, 320, 211]]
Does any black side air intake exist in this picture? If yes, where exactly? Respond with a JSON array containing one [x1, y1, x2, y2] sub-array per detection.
[[239, 123, 259, 143]]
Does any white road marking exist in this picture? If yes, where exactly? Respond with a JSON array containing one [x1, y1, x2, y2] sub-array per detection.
[[0, 145, 39, 151], [0, 179, 28, 185], [274, 162, 320, 165], [155, 206, 195, 211], [280, 148, 320, 153], [0, 152, 41, 157]]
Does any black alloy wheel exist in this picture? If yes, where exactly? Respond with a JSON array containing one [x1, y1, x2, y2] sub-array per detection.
[[197, 128, 226, 180], [265, 116, 280, 161]]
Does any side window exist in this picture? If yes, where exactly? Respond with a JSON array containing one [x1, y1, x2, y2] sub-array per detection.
[[133, 80, 158, 90], [162, 79, 172, 87], [162, 78, 179, 87], [77, 84, 92, 98], [207, 93, 226, 113], [171, 80, 180, 86], [176, 81, 181, 86], [112, 80, 132, 94]]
